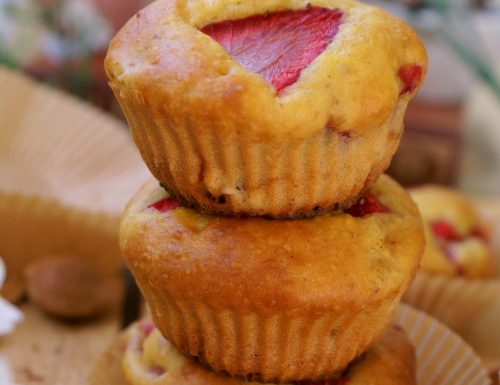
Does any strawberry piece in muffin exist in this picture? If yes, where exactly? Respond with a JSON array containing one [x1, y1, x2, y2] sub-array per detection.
[[148, 197, 180, 212], [202, 6, 343, 92], [345, 193, 389, 217], [399, 64, 423, 95], [431, 220, 462, 242]]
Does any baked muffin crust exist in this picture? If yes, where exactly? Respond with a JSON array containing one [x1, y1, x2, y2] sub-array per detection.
[[106, 0, 427, 217], [120, 174, 424, 381]]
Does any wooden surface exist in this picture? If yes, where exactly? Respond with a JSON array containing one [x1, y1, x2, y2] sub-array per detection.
[[2, 305, 498, 385], [0, 304, 120, 385]]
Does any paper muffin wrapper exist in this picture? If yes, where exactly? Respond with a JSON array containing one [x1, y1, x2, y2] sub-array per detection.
[[0, 191, 122, 302], [89, 304, 491, 385], [118, 82, 407, 217], [403, 199, 500, 371], [0, 66, 149, 215], [395, 304, 490, 385], [138, 277, 404, 382], [403, 272, 500, 332]]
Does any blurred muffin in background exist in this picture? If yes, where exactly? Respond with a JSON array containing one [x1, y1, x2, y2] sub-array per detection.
[[410, 186, 493, 278]]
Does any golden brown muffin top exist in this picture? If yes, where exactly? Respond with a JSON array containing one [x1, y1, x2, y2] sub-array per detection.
[[120, 175, 424, 314], [105, 0, 427, 139], [120, 321, 415, 385], [410, 186, 493, 278]]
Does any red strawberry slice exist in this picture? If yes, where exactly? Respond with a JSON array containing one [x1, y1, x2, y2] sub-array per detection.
[[202, 6, 343, 92], [431, 220, 461, 242], [398, 64, 423, 95], [148, 366, 166, 376], [470, 226, 489, 242], [148, 197, 180, 212], [345, 193, 390, 217], [140, 320, 155, 336]]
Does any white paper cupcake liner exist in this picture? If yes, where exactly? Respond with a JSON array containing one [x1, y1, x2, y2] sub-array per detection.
[[395, 304, 490, 385], [0, 65, 150, 302], [0, 66, 150, 215], [404, 274, 500, 333], [0, 191, 122, 302]]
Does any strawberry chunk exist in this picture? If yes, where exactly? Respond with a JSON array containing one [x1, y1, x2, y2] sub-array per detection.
[[148, 197, 180, 212], [431, 220, 461, 242], [148, 366, 166, 376], [398, 64, 423, 95], [470, 226, 489, 242], [202, 6, 343, 92], [140, 320, 155, 336], [345, 194, 389, 217]]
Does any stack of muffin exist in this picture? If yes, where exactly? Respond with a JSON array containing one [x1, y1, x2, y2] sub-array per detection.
[[97, 0, 428, 384]]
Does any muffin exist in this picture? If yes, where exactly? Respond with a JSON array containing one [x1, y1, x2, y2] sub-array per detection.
[[89, 320, 416, 385], [120, 174, 424, 382], [410, 186, 493, 279], [105, 0, 427, 217]]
